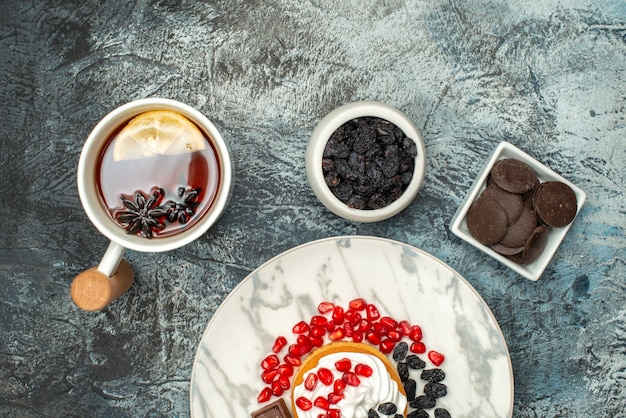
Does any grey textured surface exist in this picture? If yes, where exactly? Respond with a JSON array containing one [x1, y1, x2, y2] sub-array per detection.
[[0, 0, 624, 417]]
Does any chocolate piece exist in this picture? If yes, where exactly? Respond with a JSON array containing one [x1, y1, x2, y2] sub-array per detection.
[[483, 184, 523, 225], [499, 207, 538, 248], [491, 242, 524, 256], [520, 225, 550, 264], [533, 181, 577, 227], [490, 159, 538, 194], [466, 194, 508, 245], [251, 398, 292, 418]]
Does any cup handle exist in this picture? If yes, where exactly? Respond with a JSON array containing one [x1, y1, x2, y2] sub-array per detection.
[[70, 241, 134, 311]]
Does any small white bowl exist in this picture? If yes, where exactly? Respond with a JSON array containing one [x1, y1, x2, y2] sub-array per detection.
[[449, 141, 586, 281], [305, 101, 426, 222]]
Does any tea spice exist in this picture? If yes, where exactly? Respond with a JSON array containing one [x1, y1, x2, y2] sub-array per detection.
[[322, 117, 416, 210]]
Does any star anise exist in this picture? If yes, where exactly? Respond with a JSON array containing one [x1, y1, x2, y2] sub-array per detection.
[[163, 187, 202, 224], [115, 188, 167, 239]]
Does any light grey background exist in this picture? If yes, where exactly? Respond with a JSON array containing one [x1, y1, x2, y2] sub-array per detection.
[[1, 1, 624, 416]]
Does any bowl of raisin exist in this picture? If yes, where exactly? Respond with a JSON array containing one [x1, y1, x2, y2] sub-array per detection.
[[306, 101, 426, 222]]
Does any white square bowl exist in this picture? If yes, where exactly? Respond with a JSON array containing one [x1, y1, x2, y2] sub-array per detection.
[[449, 141, 586, 281]]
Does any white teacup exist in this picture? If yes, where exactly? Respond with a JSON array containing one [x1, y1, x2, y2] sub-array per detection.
[[72, 98, 233, 310]]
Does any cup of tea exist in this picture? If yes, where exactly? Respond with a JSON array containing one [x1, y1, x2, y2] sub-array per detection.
[[71, 98, 233, 311]]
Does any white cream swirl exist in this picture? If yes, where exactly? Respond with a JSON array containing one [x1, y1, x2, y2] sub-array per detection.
[[293, 352, 407, 417]]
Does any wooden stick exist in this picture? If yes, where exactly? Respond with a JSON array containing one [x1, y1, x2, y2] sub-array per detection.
[[70, 259, 134, 311]]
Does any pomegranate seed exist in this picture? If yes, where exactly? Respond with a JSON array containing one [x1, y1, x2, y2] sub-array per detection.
[[373, 322, 388, 335], [387, 330, 402, 341], [310, 315, 328, 327], [380, 316, 398, 330], [293, 320, 310, 334], [352, 332, 364, 343], [284, 354, 302, 367], [310, 325, 326, 338], [261, 354, 279, 370], [318, 415, 329, 418], [344, 309, 357, 323], [279, 376, 290, 390], [342, 371, 361, 386], [271, 379, 283, 396], [304, 373, 318, 391], [310, 335, 324, 347], [328, 327, 345, 341], [333, 379, 346, 394], [332, 306, 344, 324], [289, 344, 301, 356], [355, 363, 373, 377], [410, 341, 426, 354], [278, 364, 293, 377], [349, 312, 362, 327], [295, 396, 313, 410], [360, 318, 373, 332], [380, 338, 396, 354], [398, 320, 412, 336], [428, 350, 445, 366], [342, 322, 354, 337], [318, 367, 334, 385], [272, 336, 287, 353], [257, 387, 272, 403], [409, 325, 423, 341], [328, 392, 344, 404], [318, 301, 335, 314], [261, 368, 279, 383], [335, 358, 352, 372], [365, 330, 381, 345], [314, 396, 330, 410], [297, 335, 313, 354], [325, 319, 336, 331], [366, 304, 380, 321], [328, 409, 341, 418], [349, 298, 367, 311]]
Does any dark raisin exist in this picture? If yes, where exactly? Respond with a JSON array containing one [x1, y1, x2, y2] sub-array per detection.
[[434, 409, 451, 418], [378, 402, 398, 415], [346, 194, 368, 209], [407, 410, 429, 418], [421, 368, 446, 383], [424, 382, 447, 398], [368, 193, 390, 209], [321, 158, 336, 172], [325, 171, 341, 187], [403, 378, 417, 401], [406, 355, 426, 369], [393, 341, 409, 361], [410, 395, 436, 409], [398, 361, 409, 381], [332, 182, 353, 202], [368, 408, 380, 418]]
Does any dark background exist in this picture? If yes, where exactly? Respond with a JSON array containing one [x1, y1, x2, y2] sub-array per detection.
[[1, 1, 624, 417]]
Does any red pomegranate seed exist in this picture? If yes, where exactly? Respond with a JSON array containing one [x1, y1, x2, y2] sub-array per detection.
[[310, 325, 326, 338], [428, 350, 445, 366], [328, 327, 345, 341], [335, 358, 352, 372], [284, 354, 302, 367], [328, 409, 341, 418], [398, 320, 412, 336], [410, 341, 426, 354], [360, 318, 373, 332], [318, 301, 335, 314], [304, 373, 318, 391], [279, 376, 290, 390], [352, 332, 364, 343], [261, 368, 278, 383], [310, 335, 324, 347], [271, 379, 283, 396], [365, 304, 380, 321], [349, 312, 362, 327], [379, 316, 398, 330], [311, 315, 328, 327], [261, 354, 279, 370], [373, 322, 387, 335], [387, 330, 402, 342], [295, 396, 313, 410], [349, 298, 367, 311], [272, 336, 287, 353], [342, 371, 361, 386], [314, 396, 330, 410], [355, 363, 373, 377], [289, 344, 301, 356], [328, 392, 344, 404], [333, 379, 346, 394], [365, 330, 381, 345], [297, 335, 313, 354], [332, 306, 345, 324], [278, 364, 293, 377], [342, 322, 354, 337], [409, 325, 423, 342], [293, 320, 310, 334], [257, 387, 272, 403], [318, 367, 334, 385], [380, 338, 396, 354]]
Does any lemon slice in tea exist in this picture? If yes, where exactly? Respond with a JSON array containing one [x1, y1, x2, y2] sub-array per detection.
[[113, 110, 206, 161]]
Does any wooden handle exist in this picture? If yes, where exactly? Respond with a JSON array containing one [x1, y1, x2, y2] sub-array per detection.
[[71, 259, 134, 311]]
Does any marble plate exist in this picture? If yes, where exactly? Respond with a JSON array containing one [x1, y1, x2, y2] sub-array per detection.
[[190, 236, 513, 417]]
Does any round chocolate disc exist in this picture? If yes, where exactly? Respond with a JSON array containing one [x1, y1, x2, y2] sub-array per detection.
[[483, 184, 523, 225], [490, 159, 538, 194], [533, 181, 577, 227], [520, 225, 550, 264], [491, 242, 524, 256], [466, 195, 508, 245], [499, 207, 538, 248]]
